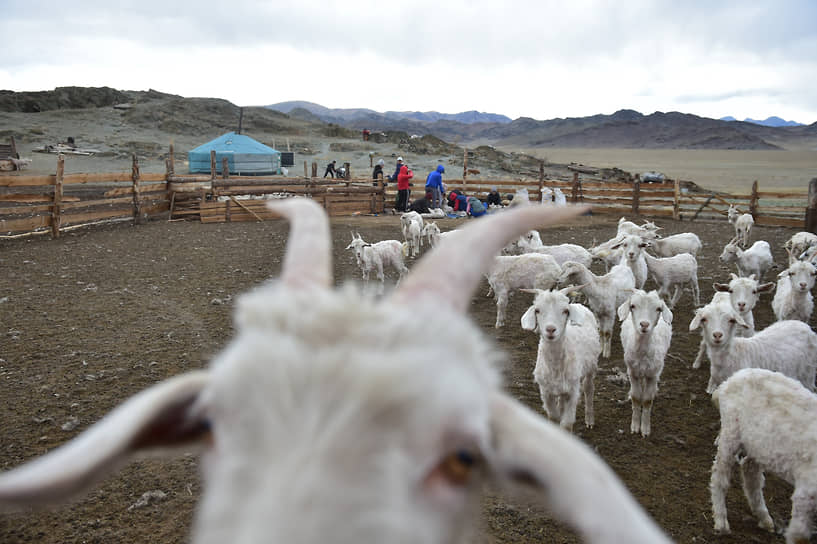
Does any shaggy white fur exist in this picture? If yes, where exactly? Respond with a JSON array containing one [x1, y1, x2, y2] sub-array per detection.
[[711, 368, 817, 543], [719, 239, 773, 280], [643, 252, 700, 308], [345, 233, 408, 294], [487, 253, 561, 328], [521, 288, 601, 431], [618, 290, 673, 437], [648, 232, 702, 258], [611, 235, 649, 289], [690, 301, 817, 394], [0, 199, 671, 544], [772, 260, 817, 322], [558, 260, 635, 358]]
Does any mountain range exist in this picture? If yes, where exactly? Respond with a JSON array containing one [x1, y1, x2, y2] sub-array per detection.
[[267, 101, 817, 151], [720, 115, 803, 127]]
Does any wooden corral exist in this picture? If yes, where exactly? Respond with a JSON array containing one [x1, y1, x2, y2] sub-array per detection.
[[0, 151, 811, 237]]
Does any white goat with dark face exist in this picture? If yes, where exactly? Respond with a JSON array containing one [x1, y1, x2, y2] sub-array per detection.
[[0, 199, 670, 544], [617, 290, 673, 437], [521, 287, 601, 432]]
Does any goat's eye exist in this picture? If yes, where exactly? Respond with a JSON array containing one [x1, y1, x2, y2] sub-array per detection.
[[700, 317, 707, 323], [563, 308, 570, 315], [534, 309, 540, 314], [630, 304, 635, 310], [438, 449, 480, 486], [728, 318, 736, 324], [752, 290, 757, 294], [656, 307, 662, 313]]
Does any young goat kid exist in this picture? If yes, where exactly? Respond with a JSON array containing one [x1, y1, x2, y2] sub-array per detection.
[[346, 233, 409, 294], [727, 205, 754, 248], [0, 198, 671, 544], [521, 287, 601, 431]]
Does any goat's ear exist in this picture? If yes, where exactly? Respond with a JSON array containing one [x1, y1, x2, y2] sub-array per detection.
[[777, 269, 789, 279], [689, 310, 704, 331], [520, 305, 538, 331], [0, 372, 210, 510], [486, 393, 670, 543], [660, 301, 673, 325], [712, 282, 730, 292], [616, 299, 631, 321], [758, 282, 775, 293]]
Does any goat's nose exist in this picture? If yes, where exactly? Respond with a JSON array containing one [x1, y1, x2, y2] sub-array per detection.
[[639, 321, 649, 330], [737, 302, 745, 310], [800, 282, 807, 290], [545, 325, 556, 334], [713, 332, 723, 340]]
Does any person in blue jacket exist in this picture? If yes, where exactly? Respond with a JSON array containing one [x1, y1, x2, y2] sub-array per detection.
[[425, 165, 445, 209], [387, 157, 404, 182]]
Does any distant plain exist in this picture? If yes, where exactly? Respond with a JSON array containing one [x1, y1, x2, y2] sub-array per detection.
[[517, 147, 817, 193]]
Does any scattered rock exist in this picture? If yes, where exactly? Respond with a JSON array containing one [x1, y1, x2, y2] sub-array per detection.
[[127, 490, 167, 511]]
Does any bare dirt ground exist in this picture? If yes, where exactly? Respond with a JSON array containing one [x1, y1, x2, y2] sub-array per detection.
[[0, 211, 812, 543]]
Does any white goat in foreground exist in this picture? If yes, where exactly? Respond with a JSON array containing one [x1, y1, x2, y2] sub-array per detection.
[[558, 260, 635, 358], [421, 221, 442, 247], [711, 368, 817, 544], [727, 205, 754, 247], [521, 288, 601, 431], [719, 239, 774, 280], [487, 253, 561, 328], [692, 274, 774, 369], [0, 199, 671, 544], [346, 233, 409, 294], [772, 259, 817, 322], [618, 290, 673, 437], [690, 300, 817, 394]]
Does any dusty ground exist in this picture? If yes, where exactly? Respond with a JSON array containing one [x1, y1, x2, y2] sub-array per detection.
[[0, 211, 812, 543]]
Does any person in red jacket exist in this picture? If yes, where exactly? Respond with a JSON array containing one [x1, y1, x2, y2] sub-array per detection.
[[396, 164, 413, 212]]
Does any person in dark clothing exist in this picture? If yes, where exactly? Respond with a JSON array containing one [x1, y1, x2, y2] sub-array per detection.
[[408, 196, 431, 214], [323, 160, 337, 178], [387, 157, 404, 182], [486, 186, 502, 207], [372, 159, 385, 186]]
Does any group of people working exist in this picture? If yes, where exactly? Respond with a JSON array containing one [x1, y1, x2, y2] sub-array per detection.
[[328, 156, 505, 216]]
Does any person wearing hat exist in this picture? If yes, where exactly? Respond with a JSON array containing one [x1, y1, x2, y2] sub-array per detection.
[[486, 186, 502, 207], [372, 159, 385, 186], [388, 157, 404, 182], [395, 163, 414, 212], [323, 160, 337, 178]]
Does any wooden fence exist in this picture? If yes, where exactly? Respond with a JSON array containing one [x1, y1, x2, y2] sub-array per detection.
[[1, 154, 810, 237]]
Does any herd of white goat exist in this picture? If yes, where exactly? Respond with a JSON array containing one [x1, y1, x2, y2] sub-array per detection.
[[1, 195, 817, 543]]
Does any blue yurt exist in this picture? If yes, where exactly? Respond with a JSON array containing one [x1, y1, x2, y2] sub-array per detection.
[[188, 132, 281, 175]]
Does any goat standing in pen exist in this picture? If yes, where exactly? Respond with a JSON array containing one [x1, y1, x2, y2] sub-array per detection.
[[0, 199, 670, 543]]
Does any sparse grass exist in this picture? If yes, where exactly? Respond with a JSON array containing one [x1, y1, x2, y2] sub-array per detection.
[[512, 147, 817, 193]]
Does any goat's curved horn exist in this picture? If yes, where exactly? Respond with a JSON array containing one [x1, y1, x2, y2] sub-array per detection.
[[266, 198, 331, 289], [392, 205, 589, 312]]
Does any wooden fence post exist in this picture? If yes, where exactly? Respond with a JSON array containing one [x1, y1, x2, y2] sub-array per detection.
[[222, 157, 229, 179], [806, 178, 817, 233], [538, 161, 545, 203], [132, 154, 142, 225], [462, 148, 468, 186], [344, 162, 351, 180], [304, 160, 308, 178], [750, 180, 759, 219], [571, 172, 579, 203], [51, 154, 64, 238], [166, 143, 175, 176], [210, 150, 217, 180], [311, 162, 318, 178], [673, 178, 680, 220], [632, 175, 640, 215]]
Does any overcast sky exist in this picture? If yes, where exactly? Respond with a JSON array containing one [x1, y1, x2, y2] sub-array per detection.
[[2, 0, 816, 124]]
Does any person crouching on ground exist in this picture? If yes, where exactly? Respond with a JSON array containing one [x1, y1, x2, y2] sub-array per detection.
[[396, 164, 413, 212], [486, 186, 502, 207], [425, 165, 445, 209]]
